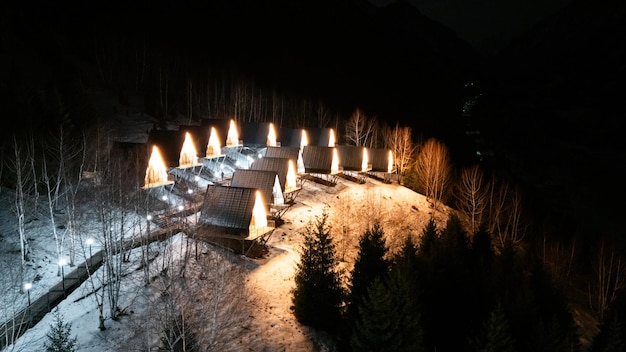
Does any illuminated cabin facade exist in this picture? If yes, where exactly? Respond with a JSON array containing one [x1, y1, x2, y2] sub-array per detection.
[[336, 145, 372, 172], [230, 169, 284, 208], [196, 185, 273, 240], [369, 148, 395, 173], [302, 145, 341, 174], [250, 157, 297, 193]]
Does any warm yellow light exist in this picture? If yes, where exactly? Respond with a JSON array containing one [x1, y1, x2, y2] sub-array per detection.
[[329, 129, 336, 147], [388, 150, 394, 173], [250, 191, 268, 230], [331, 148, 339, 174], [179, 132, 199, 167], [226, 119, 239, 147], [286, 159, 297, 191], [267, 123, 277, 147], [206, 127, 222, 157], [298, 129, 308, 174], [362, 147, 369, 172], [300, 129, 308, 149], [144, 145, 169, 187]]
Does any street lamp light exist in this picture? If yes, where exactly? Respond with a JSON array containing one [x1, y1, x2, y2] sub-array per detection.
[[24, 282, 32, 306], [86, 238, 94, 267], [59, 258, 67, 294]]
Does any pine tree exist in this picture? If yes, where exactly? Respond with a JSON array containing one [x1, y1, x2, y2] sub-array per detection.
[[440, 212, 468, 256], [602, 315, 624, 352], [44, 308, 77, 352], [350, 277, 420, 352], [476, 303, 516, 352], [393, 235, 420, 295], [347, 222, 390, 324], [591, 313, 625, 352], [417, 217, 438, 257], [291, 211, 345, 333]]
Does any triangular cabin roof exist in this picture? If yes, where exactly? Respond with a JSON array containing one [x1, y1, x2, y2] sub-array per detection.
[[336, 145, 367, 172], [198, 185, 256, 235], [307, 127, 334, 146], [240, 122, 271, 147], [265, 146, 300, 161], [250, 157, 291, 192], [146, 129, 185, 167], [369, 148, 393, 172], [230, 169, 280, 207], [276, 127, 302, 148], [302, 145, 336, 174]]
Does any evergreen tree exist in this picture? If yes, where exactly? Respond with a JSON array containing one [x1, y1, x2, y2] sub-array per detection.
[[591, 313, 625, 352], [291, 211, 345, 333], [471, 224, 494, 269], [439, 212, 469, 257], [393, 235, 420, 298], [602, 315, 624, 352], [475, 303, 516, 352], [350, 277, 423, 352], [347, 222, 390, 323], [417, 217, 438, 257], [44, 308, 77, 352]]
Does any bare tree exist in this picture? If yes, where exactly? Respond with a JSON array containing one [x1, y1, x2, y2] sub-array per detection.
[[414, 138, 452, 209], [63, 133, 88, 266], [384, 123, 416, 184], [7, 135, 35, 289], [456, 164, 488, 234], [181, 250, 255, 351], [330, 193, 357, 263], [589, 240, 626, 323], [345, 108, 376, 147], [485, 178, 527, 250], [41, 154, 65, 276], [316, 100, 333, 128]]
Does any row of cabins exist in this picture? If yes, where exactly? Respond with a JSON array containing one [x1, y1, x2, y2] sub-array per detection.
[[142, 119, 395, 249]]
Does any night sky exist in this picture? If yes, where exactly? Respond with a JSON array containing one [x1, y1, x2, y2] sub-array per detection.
[[370, 0, 572, 55]]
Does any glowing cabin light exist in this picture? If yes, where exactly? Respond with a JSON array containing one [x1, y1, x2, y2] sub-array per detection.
[[300, 129, 308, 149], [361, 147, 369, 172], [144, 145, 169, 188], [298, 129, 308, 174], [286, 159, 297, 191], [249, 191, 268, 231], [328, 129, 336, 147], [226, 119, 239, 147], [388, 150, 394, 173], [267, 123, 277, 147], [206, 127, 222, 157], [331, 148, 339, 174], [179, 132, 199, 168]]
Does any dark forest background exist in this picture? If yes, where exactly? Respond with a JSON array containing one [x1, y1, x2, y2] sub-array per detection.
[[1, 0, 625, 348]]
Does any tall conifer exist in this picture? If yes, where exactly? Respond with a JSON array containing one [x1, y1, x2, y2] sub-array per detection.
[[291, 211, 344, 333]]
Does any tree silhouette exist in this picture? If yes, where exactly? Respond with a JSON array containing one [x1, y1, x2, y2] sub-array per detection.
[[346, 222, 390, 323], [475, 303, 516, 352], [350, 277, 424, 352], [291, 211, 345, 333]]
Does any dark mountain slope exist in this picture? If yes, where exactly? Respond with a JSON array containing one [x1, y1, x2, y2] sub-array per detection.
[[474, 0, 626, 244]]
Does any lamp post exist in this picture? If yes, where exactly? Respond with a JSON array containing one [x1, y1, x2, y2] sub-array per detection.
[[86, 238, 94, 267], [59, 258, 66, 295], [24, 282, 32, 306]]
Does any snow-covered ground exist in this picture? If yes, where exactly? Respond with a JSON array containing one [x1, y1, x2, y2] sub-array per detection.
[[1, 174, 450, 351], [1, 112, 452, 351]]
